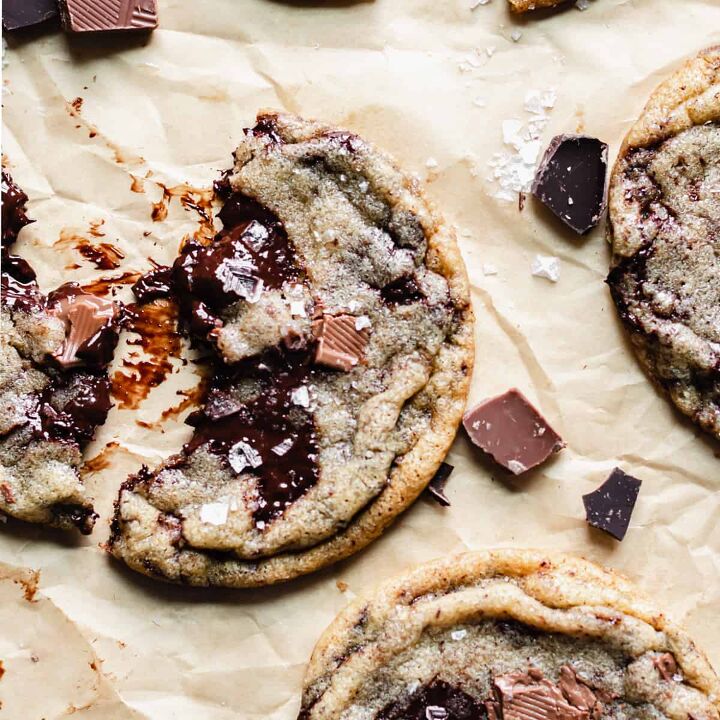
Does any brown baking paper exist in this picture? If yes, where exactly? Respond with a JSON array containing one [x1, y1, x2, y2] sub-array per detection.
[[2, 0, 720, 717]]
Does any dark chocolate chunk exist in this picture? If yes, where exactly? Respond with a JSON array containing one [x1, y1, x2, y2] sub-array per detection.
[[380, 274, 424, 305], [582, 468, 641, 541], [427, 462, 453, 506], [463, 389, 564, 475], [59, 0, 158, 33], [132, 265, 174, 303], [532, 135, 608, 235], [2, 0, 58, 31]]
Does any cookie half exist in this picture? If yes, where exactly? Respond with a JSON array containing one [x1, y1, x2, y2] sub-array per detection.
[[607, 47, 720, 440], [1, 173, 119, 532], [299, 549, 720, 719], [109, 111, 474, 587]]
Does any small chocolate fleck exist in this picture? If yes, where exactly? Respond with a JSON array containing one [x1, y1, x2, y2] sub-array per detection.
[[462, 389, 564, 475], [532, 135, 608, 235], [582, 468, 642, 541], [427, 462, 454, 507]]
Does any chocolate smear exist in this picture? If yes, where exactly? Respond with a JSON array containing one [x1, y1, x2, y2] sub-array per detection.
[[462, 389, 564, 475], [427, 462, 454, 507], [132, 265, 174, 303], [532, 135, 608, 235], [582, 467, 642, 541], [2, 0, 58, 31], [59, 0, 158, 33], [313, 314, 370, 372]]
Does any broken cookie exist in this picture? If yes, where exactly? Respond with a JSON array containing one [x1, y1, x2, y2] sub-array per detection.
[[109, 111, 474, 587]]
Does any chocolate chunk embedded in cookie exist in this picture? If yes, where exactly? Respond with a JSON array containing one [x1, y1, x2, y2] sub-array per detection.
[[298, 550, 720, 720], [607, 47, 720, 440], [109, 111, 474, 587]]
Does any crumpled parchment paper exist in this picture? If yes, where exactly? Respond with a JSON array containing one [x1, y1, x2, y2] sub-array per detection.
[[1, 0, 719, 717]]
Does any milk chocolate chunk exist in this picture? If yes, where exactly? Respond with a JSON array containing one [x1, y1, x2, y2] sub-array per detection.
[[2, 0, 58, 31], [532, 135, 608, 235], [48, 285, 119, 369], [313, 314, 370, 372], [582, 468, 641, 541], [427, 462, 453, 507], [653, 653, 679, 682], [59, 0, 158, 33], [462, 389, 564, 475]]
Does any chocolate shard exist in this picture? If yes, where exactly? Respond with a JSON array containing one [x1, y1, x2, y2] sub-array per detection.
[[532, 134, 608, 235], [427, 462, 453, 507], [462, 389, 564, 475], [582, 468, 642, 541], [313, 314, 370, 372], [2, 0, 59, 31], [59, 0, 158, 33]]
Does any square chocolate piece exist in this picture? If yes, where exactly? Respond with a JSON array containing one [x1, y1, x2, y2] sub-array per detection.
[[3, 0, 58, 31], [59, 0, 158, 33], [583, 468, 642, 541], [532, 134, 608, 235], [463, 389, 564, 475]]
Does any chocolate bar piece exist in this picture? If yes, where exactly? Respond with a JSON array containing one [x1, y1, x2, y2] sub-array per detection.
[[463, 389, 564, 475], [2, 0, 58, 31], [427, 462, 453, 507], [59, 0, 158, 33], [313, 314, 370, 372], [532, 135, 608, 235], [582, 468, 641, 541]]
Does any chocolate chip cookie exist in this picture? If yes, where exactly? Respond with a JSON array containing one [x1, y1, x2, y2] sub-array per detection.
[[1, 172, 120, 532], [298, 550, 720, 719], [109, 111, 474, 587], [607, 47, 720, 440]]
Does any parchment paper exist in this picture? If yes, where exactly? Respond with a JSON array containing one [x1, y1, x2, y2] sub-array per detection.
[[2, 1, 720, 717]]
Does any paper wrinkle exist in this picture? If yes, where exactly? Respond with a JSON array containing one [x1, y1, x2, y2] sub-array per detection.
[[1, 1, 720, 718]]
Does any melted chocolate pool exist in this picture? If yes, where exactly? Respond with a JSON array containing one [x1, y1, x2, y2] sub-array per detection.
[[184, 349, 319, 525], [377, 681, 486, 720]]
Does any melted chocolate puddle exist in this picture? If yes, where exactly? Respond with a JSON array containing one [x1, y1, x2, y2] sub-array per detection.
[[111, 300, 181, 410], [377, 680, 486, 720], [185, 349, 319, 525]]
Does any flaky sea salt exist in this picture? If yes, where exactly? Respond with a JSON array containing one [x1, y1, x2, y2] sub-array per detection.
[[487, 87, 556, 202], [228, 441, 263, 473], [470, 0, 491, 8], [289, 300, 306, 317], [271, 438, 294, 456], [355, 315, 372, 331], [507, 460, 528, 475], [200, 502, 229, 526], [531, 255, 561, 282], [451, 629, 468, 640], [510, 29, 522, 42], [576, 0, 590, 9], [425, 157, 439, 169], [291, 386, 310, 408]]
